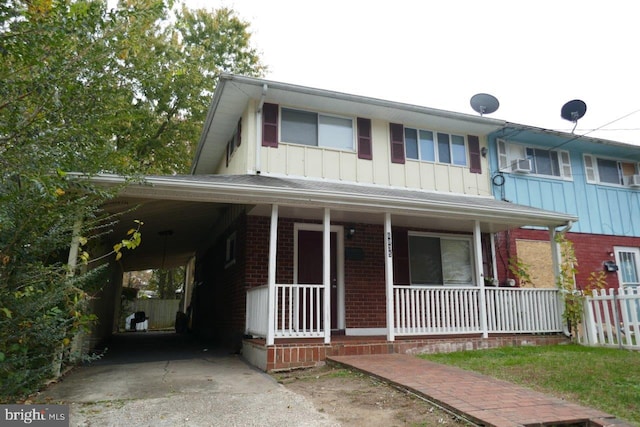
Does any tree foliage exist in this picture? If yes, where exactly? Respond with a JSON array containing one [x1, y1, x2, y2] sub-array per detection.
[[0, 0, 264, 401]]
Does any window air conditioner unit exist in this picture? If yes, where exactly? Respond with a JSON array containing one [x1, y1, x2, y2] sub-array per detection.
[[627, 174, 640, 187], [511, 158, 532, 173]]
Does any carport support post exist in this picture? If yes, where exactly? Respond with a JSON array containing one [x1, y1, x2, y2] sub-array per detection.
[[323, 208, 331, 344], [474, 221, 489, 338], [384, 213, 395, 341], [266, 204, 278, 346]]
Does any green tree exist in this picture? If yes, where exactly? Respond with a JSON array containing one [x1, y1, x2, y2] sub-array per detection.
[[0, 0, 264, 401]]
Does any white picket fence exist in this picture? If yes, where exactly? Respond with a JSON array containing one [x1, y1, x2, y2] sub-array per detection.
[[580, 287, 640, 350]]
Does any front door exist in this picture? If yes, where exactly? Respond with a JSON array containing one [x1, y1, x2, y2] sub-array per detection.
[[297, 229, 338, 329], [615, 246, 640, 288]]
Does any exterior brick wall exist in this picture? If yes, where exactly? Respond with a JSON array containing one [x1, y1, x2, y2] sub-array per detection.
[[496, 228, 640, 290], [343, 223, 386, 328]]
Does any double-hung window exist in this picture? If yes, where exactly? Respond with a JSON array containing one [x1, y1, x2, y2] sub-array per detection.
[[583, 154, 639, 186], [497, 139, 572, 179], [408, 233, 474, 285], [281, 107, 354, 151], [405, 127, 466, 166]]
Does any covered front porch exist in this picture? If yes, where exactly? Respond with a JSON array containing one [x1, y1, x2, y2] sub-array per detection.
[[242, 190, 573, 370]]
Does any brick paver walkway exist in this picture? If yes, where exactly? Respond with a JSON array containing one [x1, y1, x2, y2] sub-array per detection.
[[328, 354, 631, 427]]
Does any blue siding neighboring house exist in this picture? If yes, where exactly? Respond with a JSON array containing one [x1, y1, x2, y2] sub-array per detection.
[[487, 124, 640, 289]]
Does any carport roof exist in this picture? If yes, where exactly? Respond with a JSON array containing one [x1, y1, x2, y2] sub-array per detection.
[[89, 173, 577, 270]]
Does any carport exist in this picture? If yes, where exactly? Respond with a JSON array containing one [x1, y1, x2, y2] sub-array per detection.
[[84, 181, 232, 351]]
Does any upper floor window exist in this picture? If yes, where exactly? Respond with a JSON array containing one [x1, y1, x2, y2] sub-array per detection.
[[583, 154, 639, 186], [281, 107, 354, 151], [404, 127, 467, 166], [497, 139, 572, 179]]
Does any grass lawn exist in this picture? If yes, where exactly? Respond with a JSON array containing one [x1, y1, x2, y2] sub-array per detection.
[[420, 344, 640, 425]]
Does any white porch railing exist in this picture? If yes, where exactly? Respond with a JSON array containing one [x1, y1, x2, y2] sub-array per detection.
[[393, 286, 562, 336], [580, 287, 640, 350], [394, 286, 481, 335], [273, 284, 326, 338], [246, 285, 563, 340], [485, 287, 562, 333], [246, 285, 269, 337]]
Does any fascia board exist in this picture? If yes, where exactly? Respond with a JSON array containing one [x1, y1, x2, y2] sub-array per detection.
[[90, 174, 576, 228]]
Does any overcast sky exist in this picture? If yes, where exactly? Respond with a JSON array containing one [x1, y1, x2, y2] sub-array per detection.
[[188, 0, 640, 145]]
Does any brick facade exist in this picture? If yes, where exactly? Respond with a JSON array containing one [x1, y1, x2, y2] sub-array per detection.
[[496, 228, 640, 290]]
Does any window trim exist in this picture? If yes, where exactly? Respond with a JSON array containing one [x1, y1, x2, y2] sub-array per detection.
[[614, 246, 640, 288], [404, 126, 468, 167], [497, 139, 572, 180], [583, 154, 640, 187], [407, 231, 475, 286]]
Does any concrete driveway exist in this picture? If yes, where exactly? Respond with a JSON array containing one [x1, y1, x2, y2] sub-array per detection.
[[38, 332, 337, 427]]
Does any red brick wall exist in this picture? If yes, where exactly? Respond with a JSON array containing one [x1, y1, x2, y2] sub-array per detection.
[[343, 223, 386, 328], [193, 214, 247, 350], [495, 228, 640, 290]]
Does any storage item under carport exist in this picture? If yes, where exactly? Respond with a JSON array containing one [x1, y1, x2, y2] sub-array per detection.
[[125, 311, 148, 331]]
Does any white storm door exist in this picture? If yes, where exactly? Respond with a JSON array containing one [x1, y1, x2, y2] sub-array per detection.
[[615, 247, 640, 288]]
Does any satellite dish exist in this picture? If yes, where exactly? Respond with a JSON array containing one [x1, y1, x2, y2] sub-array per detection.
[[561, 99, 587, 123], [470, 93, 500, 116]]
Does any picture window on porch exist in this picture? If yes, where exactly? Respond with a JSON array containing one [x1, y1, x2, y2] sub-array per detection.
[[281, 107, 354, 151], [225, 232, 236, 268], [408, 233, 474, 286]]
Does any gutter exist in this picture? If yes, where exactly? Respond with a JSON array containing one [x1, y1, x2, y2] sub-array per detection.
[[255, 83, 268, 174], [85, 173, 577, 228], [221, 73, 506, 129]]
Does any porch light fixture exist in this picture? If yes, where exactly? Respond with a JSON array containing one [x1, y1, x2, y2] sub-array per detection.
[[481, 146, 488, 157], [346, 226, 355, 239]]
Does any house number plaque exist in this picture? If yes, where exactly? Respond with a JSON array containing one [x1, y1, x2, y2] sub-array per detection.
[[386, 232, 392, 258]]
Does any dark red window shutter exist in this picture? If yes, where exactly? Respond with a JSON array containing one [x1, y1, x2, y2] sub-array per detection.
[[357, 118, 372, 160], [389, 123, 405, 164], [392, 230, 410, 285], [262, 103, 278, 147], [236, 118, 242, 147], [468, 135, 481, 174]]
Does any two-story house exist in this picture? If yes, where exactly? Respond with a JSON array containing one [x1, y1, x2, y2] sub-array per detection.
[[486, 125, 640, 293], [98, 74, 577, 371]]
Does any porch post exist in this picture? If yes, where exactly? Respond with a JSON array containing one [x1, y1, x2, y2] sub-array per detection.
[[474, 221, 489, 338], [549, 227, 567, 334], [323, 208, 331, 344], [266, 204, 279, 346], [490, 233, 498, 282], [384, 213, 395, 341]]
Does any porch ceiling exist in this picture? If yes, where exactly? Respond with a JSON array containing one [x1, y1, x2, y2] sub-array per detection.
[[90, 173, 576, 269], [100, 197, 227, 272]]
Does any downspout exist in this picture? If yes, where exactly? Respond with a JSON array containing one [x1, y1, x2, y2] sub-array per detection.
[[551, 220, 573, 338], [255, 83, 268, 174]]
